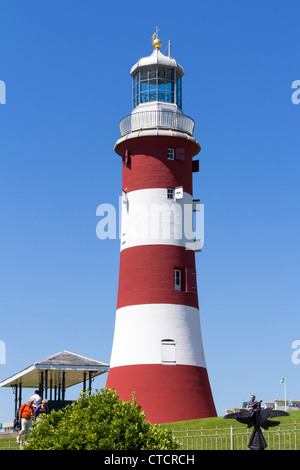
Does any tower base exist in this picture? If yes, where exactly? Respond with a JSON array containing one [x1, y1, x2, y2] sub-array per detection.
[[106, 364, 217, 423]]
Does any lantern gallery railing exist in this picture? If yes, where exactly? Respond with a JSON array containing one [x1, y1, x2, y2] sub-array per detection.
[[119, 110, 195, 137]]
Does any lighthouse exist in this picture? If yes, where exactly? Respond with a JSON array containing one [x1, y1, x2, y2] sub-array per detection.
[[106, 31, 217, 423]]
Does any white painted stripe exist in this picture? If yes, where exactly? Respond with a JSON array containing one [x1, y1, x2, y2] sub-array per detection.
[[120, 188, 196, 251], [109, 304, 207, 369]]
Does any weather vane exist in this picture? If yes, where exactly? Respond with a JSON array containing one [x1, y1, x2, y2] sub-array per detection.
[[152, 26, 159, 40], [224, 402, 289, 450], [152, 26, 161, 49]]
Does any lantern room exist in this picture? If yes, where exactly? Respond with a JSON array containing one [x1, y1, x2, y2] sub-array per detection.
[[130, 32, 184, 112]]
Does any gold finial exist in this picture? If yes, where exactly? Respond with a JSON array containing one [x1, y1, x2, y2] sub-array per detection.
[[152, 26, 162, 49]]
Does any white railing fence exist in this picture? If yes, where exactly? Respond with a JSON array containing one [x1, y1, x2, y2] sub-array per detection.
[[119, 110, 195, 137], [172, 422, 300, 451]]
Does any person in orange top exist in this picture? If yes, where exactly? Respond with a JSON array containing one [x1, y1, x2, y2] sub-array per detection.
[[17, 399, 34, 443]]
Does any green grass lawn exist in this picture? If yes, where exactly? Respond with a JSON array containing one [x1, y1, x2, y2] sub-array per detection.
[[0, 436, 19, 450]]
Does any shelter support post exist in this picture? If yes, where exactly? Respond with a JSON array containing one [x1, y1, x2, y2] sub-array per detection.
[[62, 372, 65, 401], [18, 383, 22, 409], [14, 385, 18, 418], [39, 371, 44, 398], [88, 371, 92, 395], [83, 372, 86, 392], [45, 370, 48, 399]]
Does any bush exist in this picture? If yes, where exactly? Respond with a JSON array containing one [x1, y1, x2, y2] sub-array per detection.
[[23, 388, 179, 450]]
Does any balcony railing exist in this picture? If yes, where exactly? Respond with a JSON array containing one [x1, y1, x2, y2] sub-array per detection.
[[119, 110, 195, 137]]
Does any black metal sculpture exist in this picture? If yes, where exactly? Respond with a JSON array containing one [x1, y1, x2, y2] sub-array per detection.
[[224, 403, 289, 450]]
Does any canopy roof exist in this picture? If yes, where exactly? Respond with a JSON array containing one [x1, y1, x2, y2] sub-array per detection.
[[130, 47, 184, 76], [0, 350, 110, 389]]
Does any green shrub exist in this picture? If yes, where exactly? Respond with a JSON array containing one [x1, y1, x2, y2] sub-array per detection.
[[23, 388, 179, 450]]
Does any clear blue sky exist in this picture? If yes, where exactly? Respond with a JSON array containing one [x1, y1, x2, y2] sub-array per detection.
[[0, 0, 300, 423]]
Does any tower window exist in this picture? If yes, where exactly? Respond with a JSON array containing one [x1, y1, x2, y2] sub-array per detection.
[[167, 188, 174, 199], [167, 148, 174, 160], [161, 339, 176, 365], [174, 269, 182, 291]]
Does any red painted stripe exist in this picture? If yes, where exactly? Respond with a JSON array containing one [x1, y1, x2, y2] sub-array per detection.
[[115, 136, 199, 195], [106, 363, 217, 423], [117, 245, 198, 310]]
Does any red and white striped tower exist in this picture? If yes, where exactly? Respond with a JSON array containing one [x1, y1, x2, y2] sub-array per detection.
[[106, 32, 217, 423]]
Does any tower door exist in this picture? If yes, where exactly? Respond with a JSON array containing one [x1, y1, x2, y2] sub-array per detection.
[[161, 339, 176, 365]]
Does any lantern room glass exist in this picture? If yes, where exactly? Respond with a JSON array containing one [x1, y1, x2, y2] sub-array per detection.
[[133, 66, 182, 109]]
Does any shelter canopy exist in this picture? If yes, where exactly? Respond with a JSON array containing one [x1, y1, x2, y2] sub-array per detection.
[[0, 350, 110, 389]]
